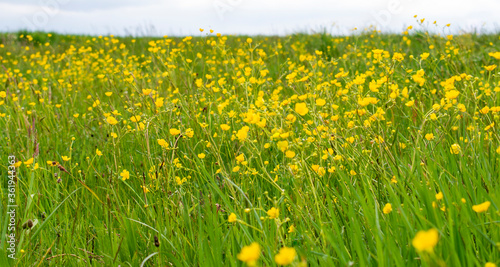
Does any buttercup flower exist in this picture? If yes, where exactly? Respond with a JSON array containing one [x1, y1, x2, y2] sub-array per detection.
[[472, 201, 491, 213], [412, 228, 439, 253], [267, 207, 279, 219], [228, 213, 237, 223], [295, 102, 308, 116], [120, 169, 130, 181], [383, 203, 392, 214], [275, 247, 297, 266], [106, 116, 118, 125], [237, 242, 260, 266], [450, 144, 461, 154]]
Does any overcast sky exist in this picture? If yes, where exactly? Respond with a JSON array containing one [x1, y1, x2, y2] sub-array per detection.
[[1, 0, 499, 36]]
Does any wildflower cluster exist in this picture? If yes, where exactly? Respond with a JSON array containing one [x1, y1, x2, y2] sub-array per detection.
[[1, 23, 499, 266]]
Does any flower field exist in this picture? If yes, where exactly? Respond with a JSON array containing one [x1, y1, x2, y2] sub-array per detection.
[[1, 26, 500, 266]]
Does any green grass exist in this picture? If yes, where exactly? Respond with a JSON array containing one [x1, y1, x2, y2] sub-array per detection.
[[0, 28, 499, 266]]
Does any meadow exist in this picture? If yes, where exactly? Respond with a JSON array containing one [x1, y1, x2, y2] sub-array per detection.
[[0, 22, 499, 266]]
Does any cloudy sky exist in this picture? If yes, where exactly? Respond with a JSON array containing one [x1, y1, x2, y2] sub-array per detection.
[[0, 0, 499, 36]]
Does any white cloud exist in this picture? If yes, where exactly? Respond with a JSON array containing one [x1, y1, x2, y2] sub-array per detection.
[[0, 0, 499, 36]]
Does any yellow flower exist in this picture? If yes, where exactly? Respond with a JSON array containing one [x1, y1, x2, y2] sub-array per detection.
[[412, 228, 439, 253], [425, 133, 435, 141], [130, 115, 141, 122], [480, 106, 490, 114], [198, 153, 206, 159], [472, 201, 491, 213], [24, 157, 34, 166], [170, 128, 181, 135], [236, 126, 250, 141], [295, 102, 308, 116], [450, 143, 461, 154], [393, 52, 404, 61], [220, 124, 231, 131], [105, 92, 113, 96], [185, 128, 194, 138], [484, 65, 497, 71], [175, 176, 187, 185], [96, 149, 102, 156], [405, 100, 415, 107], [228, 213, 237, 223], [157, 139, 169, 149], [142, 89, 152, 95], [237, 242, 260, 266], [267, 207, 279, 219], [277, 141, 289, 152], [61, 156, 71, 161], [445, 90, 460, 99], [485, 262, 497, 267], [236, 154, 245, 163], [285, 150, 296, 158], [232, 166, 240, 172], [0, 91, 6, 98], [110, 132, 118, 138], [47, 161, 57, 166], [315, 98, 326, 106], [274, 247, 297, 266], [141, 185, 149, 193], [435, 192, 443, 200], [489, 52, 500, 59], [14, 161, 22, 167], [383, 203, 392, 214], [316, 167, 326, 176], [106, 116, 118, 125], [120, 169, 130, 181]]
